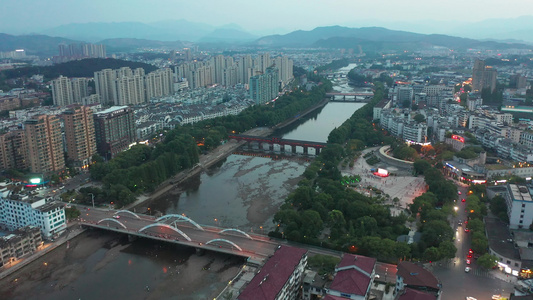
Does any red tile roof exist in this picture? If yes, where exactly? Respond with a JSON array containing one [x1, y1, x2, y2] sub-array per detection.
[[238, 245, 307, 300], [397, 262, 439, 290], [328, 254, 376, 296], [397, 288, 437, 300]]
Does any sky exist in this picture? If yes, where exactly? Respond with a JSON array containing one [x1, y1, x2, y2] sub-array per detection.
[[2, 0, 533, 35]]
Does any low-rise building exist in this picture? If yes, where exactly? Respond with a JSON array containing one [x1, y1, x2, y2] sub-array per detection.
[[395, 262, 441, 299], [0, 187, 66, 240], [0, 226, 42, 268], [238, 245, 308, 300], [327, 254, 377, 300]]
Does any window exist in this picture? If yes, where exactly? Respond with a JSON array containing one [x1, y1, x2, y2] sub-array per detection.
[[520, 220, 523, 224], [515, 263, 519, 267], [507, 260, 511, 264], [523, 204, 526, 208]]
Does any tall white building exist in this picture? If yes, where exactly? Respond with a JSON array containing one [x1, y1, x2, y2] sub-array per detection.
[[503, 184, 533, 229], [94, 69, 116, 105], [0, 188, 66, 239], [51, 76, 73, 107]]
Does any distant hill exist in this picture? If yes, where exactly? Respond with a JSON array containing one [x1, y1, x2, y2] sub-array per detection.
[[1, 58, 158, 81], [253, 26, 532, 50], [0, 33, 78, 57], [40, 20, 257, 43], [198, 28, 258, 44], [100, 38, 188, 53]]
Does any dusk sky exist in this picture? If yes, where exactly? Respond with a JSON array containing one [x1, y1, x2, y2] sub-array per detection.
[[2, 0, 533, 35]]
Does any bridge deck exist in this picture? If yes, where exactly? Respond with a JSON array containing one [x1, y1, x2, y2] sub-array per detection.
[[80, 208, 278, 262], [228, 134, 327, 147]]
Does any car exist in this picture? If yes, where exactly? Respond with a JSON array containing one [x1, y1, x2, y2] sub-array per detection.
[[461, 198, 466, 202], [467, 254, 473, 259], [458, 222, 462, 226], [112, 215, 120, 219], [466, 259, 471, 265], [458, 191, 462, 195], [465, 267, 471, 273], [465, 228, 470, 232], [468, 249, 473, 254]]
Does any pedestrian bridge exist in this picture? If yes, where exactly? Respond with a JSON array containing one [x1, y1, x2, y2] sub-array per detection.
[[80, 209, 278, 262]]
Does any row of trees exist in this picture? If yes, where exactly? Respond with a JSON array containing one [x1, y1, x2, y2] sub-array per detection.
[[272, 80, 425, 263], [87, 75, 332, 208]]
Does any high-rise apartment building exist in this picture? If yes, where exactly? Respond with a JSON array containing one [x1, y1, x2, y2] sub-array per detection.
[[472, 59, 497, 92], [51, 76, 89, 107], [71, 78, 89, 103], [93, 106, 136, 159], [24, 115, 65, 175], [62, 106, 96, 170], [114, 74, 145, 105], [51, 76, 73, 107], [145, 68, 174, 100], [249, 67, 279, 104], [0, 130, 28, 171], [94, 69, 117, 105]]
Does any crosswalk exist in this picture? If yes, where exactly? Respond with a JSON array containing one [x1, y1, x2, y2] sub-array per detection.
[[430, 261, 497, 280]]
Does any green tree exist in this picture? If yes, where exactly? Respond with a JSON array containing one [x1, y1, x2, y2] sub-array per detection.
[[438, 241, 457, 259], [413, 114, 425, 123], [477, 253, 498, 269], [423, 247, 440, 262], [64, 207, 81, 220]]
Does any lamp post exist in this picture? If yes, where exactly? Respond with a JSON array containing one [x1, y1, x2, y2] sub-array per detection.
[[88, 193, 95, 208], [147, 207, 151, 216]]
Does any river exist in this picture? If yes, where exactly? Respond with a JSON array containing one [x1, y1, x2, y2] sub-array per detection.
[[0, 63, 362, 299]]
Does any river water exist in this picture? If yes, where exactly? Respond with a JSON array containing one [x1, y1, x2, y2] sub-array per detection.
[[0, 64, 362, 299]]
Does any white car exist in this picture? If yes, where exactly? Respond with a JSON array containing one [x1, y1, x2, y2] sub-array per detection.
[[112, 215, 120, 219], [465, 267, 471, 273]]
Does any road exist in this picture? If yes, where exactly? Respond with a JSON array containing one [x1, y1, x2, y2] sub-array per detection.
[[432, 183, 515, 300]]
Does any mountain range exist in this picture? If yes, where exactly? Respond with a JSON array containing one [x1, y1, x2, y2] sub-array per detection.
[[253, 26, 532, 51], [40, 20, 258, 44], [1, 22, 532, 58]]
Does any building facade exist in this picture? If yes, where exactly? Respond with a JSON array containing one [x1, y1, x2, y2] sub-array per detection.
[[24, 115, 65, 175], [249, 67, 279, 105], [0, 130, 28, 171], [62, 106, 97, 170], [93, 106, 136, 159], [0, 188, 66, 239], [503, 184, 533, 230], [0, 226, 42, 268]]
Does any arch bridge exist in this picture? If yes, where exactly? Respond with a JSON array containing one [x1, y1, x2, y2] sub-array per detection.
[[228, 134, 327, 155]]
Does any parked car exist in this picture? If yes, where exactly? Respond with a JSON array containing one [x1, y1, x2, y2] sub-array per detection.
[[465, 267, 471, 273]]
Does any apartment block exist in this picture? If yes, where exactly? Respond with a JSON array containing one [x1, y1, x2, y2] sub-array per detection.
[[93, 106, 136, 159], [24, 115, 65, 175], [0, 130, 28, 171], [62, 106, 97, 170]]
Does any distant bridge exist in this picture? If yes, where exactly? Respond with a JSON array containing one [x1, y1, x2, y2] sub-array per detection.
[[325, 92, 373, 102], [227, 134, 327, 155]]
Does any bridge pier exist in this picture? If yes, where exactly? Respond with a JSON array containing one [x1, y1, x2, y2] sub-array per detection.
[[196, 248, 205, 256], [128, 234, 138, 242]]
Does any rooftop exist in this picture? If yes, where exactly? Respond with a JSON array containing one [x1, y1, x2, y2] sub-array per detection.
[[397, 262, 439, 290], [238, 245, 307, 300], [397, 288, 437, 300], [329, 254, 376, 296], [509, 184, 533, 202], [485, 216, 520, 261]]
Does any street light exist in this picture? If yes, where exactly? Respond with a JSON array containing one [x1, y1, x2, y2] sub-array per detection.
[[147, 207, 151, 216], [88, 193, 95, 208]]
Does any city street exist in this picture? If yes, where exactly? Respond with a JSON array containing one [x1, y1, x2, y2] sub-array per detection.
[[432, 184, 516, 299]]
